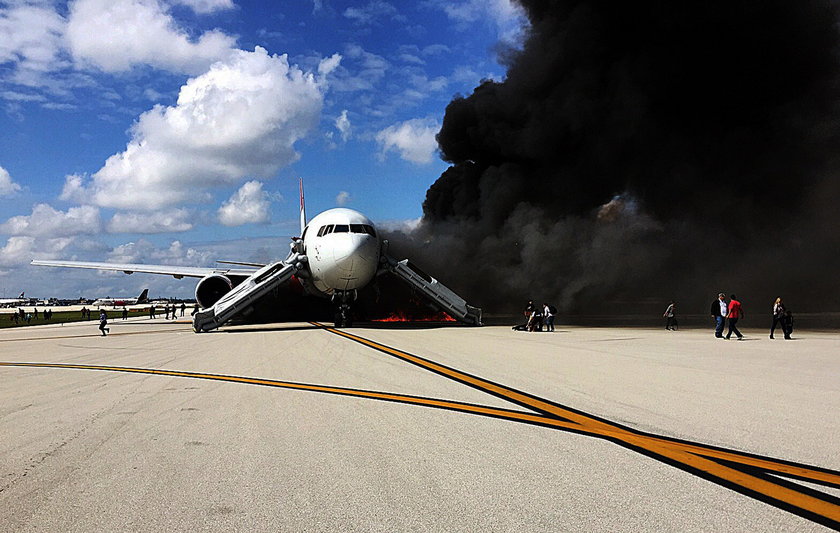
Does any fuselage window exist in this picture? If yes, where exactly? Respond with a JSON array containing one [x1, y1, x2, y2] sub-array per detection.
[[333, 224, 350, 233]]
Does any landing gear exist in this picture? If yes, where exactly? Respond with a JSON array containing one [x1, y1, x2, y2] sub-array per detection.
[[334, 304, 353, 328], [332, 290, 357, 328]]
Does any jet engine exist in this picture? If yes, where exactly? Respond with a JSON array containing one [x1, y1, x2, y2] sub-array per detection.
[[195, 274, 233, 309]]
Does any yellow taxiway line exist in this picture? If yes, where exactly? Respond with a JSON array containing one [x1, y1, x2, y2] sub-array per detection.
[[2, 324, 838, 528], [313, 323, 840, 528]]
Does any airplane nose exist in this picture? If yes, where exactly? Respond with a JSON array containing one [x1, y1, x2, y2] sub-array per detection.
[[333, 235, 364, 271], [333, 235, 376, 274]]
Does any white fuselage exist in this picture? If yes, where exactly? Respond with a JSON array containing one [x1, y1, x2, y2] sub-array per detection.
[[91, 298, 139, 307], [301, 208, 380, 295]]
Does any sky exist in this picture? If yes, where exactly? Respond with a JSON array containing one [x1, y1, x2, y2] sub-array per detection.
[[0, 0, 527, 300]]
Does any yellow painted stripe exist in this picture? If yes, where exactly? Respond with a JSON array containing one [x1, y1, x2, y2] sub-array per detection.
[[0, 361, 561, 425], [313, 324, 840, 524], [314, 324, 840, 482], [316, 324, 623, 432]]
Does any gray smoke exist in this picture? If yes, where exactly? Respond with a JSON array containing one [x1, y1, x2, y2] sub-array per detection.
[[389, 0, 840, 317]]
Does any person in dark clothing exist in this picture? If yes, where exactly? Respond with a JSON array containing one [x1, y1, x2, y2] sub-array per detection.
[[663, 301, 677, 330], [770, 297, 786, 339], [524, 300, 535, 319], [781, 310, 794, 339], [99, 310, 110, 336], [710, 293, 727, 338]]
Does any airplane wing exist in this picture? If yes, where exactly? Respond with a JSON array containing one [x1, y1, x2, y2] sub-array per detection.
[[30, 260, 258, 279]]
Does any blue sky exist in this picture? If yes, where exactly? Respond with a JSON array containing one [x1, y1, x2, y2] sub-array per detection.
[[0, 0, 527, 299]]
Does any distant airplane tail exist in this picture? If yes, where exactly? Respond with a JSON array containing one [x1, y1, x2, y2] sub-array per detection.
[[137, 288, 149, 304], [18, 291, 24, 298]]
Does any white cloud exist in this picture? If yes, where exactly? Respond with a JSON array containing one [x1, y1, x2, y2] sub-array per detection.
[[331, 44, 388, 93], [107, 208, 194, 234], [335, 109, 351, 141], [0, 166, 22, 197], [60, 174, 86, 203], [318, 53, 342, 78], [0, 204, 101, 237], [335, 191, 350, 206], [343, 1, 402, 25], [65, 0, 237, 74], [171, 0, 235, 14], [438, 0, 527, 42], [0, 236, 75, 267], [218, 181, 271, 226], [376, 118, 440, 164], [0, 4, 67, 84], [107, 239, 212, 266], [64, 47, 331, 211]]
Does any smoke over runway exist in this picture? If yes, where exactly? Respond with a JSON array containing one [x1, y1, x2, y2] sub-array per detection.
[[390, 0, 840, 316]]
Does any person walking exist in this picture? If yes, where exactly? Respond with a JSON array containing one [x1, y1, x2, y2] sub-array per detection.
[[543, 302, 556, 332], [710, 293, 727, 338], [122, 306, 128, 320], [663, 301, 677, 330], [99, 310, 110, 336], [725, 294, 744, 340], [770, 297, 786, 339]]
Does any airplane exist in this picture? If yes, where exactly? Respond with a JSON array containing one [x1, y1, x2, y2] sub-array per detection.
[[0, 291, 29, 308], [31, 181, 482, 332], [91, 289, 149, 307]]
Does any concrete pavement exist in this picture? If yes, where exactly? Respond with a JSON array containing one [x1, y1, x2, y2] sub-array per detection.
[[1, 319, 837, 531]]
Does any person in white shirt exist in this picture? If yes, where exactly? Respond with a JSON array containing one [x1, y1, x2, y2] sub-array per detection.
[[710, 293, 727, 338], [543, 303, 556, 332]]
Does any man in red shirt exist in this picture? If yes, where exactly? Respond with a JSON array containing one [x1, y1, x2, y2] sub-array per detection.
[[725, 294, 745, 340]]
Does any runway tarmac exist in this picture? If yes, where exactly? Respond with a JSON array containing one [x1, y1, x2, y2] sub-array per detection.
[[1, 318, 838, 532]]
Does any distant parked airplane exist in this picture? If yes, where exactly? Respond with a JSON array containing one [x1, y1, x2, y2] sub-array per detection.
[[0, 292, 29, 308], [32, 181, 481, 332], [91, 289, 150, 307]]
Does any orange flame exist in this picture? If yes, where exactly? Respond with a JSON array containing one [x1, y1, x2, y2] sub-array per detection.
[[372, 310, 456, 322]]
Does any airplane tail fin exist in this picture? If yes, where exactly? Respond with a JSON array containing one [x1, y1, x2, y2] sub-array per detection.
[[137, 288, 149, 304], [299, 178, 306, 237], [18, 291, 24, 298]]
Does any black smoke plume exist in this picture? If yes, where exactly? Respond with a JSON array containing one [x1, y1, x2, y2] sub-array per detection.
[[390, 0, 840, 318]]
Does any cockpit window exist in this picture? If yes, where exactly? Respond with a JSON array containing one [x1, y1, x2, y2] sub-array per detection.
[[319, 223, 376, 236], [348, 224, 376, 236]]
